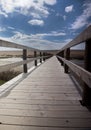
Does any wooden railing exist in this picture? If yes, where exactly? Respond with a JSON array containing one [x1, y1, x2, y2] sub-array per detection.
[[0, 39, 52, 74], [56, 25, 91, 106]]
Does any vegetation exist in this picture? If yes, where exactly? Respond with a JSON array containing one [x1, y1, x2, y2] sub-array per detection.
[[0, 70, 20, 85], [0, 80, 6, 85]]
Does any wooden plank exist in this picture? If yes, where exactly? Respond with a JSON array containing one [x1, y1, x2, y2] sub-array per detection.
[[0, 56, 90, 129], [0, 125, 91, 130], [12, 86, 78, 90], [5, 93, 81, 100], [0, 116, 91, 127], [10, 89, 79, 94], [23, 49, 27, 73], [0, 99, 80, 105], [6, 91, 80, 97], [0, 103, 87, 111], [19, 82, 75, 86], [0, 109, 90, 118], [0, 39, 38, 51]]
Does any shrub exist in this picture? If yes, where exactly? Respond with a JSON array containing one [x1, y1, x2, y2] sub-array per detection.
[[0, 70, 20, 82]]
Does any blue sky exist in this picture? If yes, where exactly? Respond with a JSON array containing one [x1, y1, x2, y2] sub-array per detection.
[[0, 0, 91, 50]]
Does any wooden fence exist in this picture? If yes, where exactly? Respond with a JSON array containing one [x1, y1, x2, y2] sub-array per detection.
[[57, 25, 91, 106], [0, 39, 52, 73]]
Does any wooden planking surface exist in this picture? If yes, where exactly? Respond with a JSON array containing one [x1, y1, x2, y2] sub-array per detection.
[[0, 56, 91, 129], [0, 125, 91, 130]]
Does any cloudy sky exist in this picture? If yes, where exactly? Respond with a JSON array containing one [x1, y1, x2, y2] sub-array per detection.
[[0, 0, 91, 50]]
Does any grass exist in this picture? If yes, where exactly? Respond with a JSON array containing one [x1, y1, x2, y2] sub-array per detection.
[[0, 80, 6, 85], [0, 70, 20, 85]]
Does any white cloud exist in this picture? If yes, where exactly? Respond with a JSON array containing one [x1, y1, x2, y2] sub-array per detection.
[[0, 27, 6, 32], [28, 19, 44, 26], [31, 12, 41, 19], [0, 10, 8, 17], [8, 26, 15, 30], [71, 2, 91, 30], [29, 31, 66, 39], [8, 31, 60, 50], [3, 30, 65, 50], [65, 5, 73, 13], [44, 0, 57, 5], [48, 31, 66, 36], [0, 0, 57, 19], [12, 30, 66, 40], [71, 18, 88, 30]]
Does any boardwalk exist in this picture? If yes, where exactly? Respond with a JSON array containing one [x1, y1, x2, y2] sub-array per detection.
[[0, 56, 91, 130]]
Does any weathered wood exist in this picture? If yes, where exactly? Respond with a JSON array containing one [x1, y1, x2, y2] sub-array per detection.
[[0, 109, 90, 118], [0, 99, 80, 105], [64, 48, 70, 73], [0, 56, 91, 129], [0, 56, 44, 73], [57, 56, 91, 89], [84, 39, 91, 72], [40, 52, 42, 63], [43, 52, 45, 61], [60, 51, 64, 66], [0, 125, 91, 130], [82, 39, 91, 106], [0, 103, 87, 111], [0, 57, 43, 73], [34, 51, 37, 66], [0, 39, 38, 51], [0, 116, 91, 127], [56, 26, 91, 106], [23, 49, 27, 73]]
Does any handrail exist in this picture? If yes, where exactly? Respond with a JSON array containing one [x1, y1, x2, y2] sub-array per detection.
[[0, 39, 59, 53], [0, 56, 50, 73], [59, 25, 91, 51], [57, 55, 91, 88], [57, 25, 91, 106], [0, 39, 52, 73], [0, 39, 39, 51]]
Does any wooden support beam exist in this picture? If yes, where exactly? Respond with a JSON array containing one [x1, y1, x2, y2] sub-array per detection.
[[64, 48, 70, 73], [40, 52, 42, 63], [82, 39, 91, 106], [23, 49, 27, 73], [57, 51, 64, 66], [61, 51, 64, 66], [43, 52, 45, 61], [34, 51, 37, 66]]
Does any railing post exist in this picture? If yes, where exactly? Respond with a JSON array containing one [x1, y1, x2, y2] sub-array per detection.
[[23, 49, 27, 73], [43, 52, 45, 61], [82, 39, 91, 106], [57, 51, 64, 65], [61, 51, 64, 66], [64, 48, 70, 73], [40, 52, 42, 63], [34, 51, 37, 66]]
